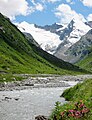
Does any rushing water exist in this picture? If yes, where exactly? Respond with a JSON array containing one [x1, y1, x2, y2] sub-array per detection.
[[0, 87, 68, 120], [0, 79, 80, 120], [1, 75, 92, 120]]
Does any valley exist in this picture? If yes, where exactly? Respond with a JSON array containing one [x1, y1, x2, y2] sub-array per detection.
[[0, 11, 92, 120]]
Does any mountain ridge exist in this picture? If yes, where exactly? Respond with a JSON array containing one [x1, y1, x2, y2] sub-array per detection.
[[0, 13, 86, 75], [17, 19, 91, 57]]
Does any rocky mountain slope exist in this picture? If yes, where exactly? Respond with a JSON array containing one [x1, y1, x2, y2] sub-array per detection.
[[23, 32, 40, 47], [0, 13, 85, 75], [62, 29, 92, 64], [35, 22, 63, 34], [85, 21, 92, 28], [54, 19, 91, 61]]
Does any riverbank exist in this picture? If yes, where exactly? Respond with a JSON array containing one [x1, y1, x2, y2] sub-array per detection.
[[50, 78, 92, 120], [0, 74, 92, 91]]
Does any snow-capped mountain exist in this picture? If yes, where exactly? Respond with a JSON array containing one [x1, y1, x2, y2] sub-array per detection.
[[17, 21, 61, 54], [57, 18, 90, 44], [54, 19, 91, 62], [35, 22, 63, 34], [64, 29, 92, 63], [17, 19, 91, 58]]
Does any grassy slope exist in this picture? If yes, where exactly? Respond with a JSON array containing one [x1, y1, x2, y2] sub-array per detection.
[[50, 79, 92, 120], [0, 14, 89, 79], [76, 52, 92, 72], [0, 13, 87, 77]]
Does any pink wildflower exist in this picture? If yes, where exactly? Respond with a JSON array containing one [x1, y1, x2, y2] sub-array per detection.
[[68, 110, 75, 113], [75, 111, 82, 118], [82, 108, 90, 114], [79, 103, 84, 108], [68, 113, 75, 117], [60, 112, 65, 117]]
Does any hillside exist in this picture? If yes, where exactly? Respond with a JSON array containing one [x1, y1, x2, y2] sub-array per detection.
[[75, 30, 92, 72], [76, 51, 92, 72], [50, 78, 92, 120], [0, 13, 86, 77]]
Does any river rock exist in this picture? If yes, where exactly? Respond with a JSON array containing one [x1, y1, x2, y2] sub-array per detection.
[[35, 115, 48, 120]]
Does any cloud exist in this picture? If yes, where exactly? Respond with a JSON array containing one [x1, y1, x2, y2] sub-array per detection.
[[0, 0, 32, 20], [55, 4, 86, 24], [87, 14, 92, 21], [0, 0, 45, 20], [31, 0, 35, 5], [66, 0, 75, 4], [30, 0, 45, 11], [66, 0, 72, 3], [35, 3, 44, 11], [47, 0, 60, 3], [31, 0, 60, 4], [80, 0, 92, 7]]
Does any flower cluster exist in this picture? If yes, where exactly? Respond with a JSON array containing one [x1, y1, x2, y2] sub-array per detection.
[[60, 100, 90, 119]]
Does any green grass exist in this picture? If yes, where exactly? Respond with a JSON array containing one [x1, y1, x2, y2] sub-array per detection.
[[0, 74, 25, 82], [76, 52, 92, 72], [50, 79, 92, 120]]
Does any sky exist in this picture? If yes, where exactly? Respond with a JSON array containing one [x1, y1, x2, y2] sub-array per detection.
[[0, 0, 92, 26]]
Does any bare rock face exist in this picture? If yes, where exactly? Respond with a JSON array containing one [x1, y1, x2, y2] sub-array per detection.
[[35, 115, 48, 120]]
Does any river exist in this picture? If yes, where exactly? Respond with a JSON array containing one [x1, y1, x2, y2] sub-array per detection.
[[0, 87, 68, 120], [0, 75, 92, 120]]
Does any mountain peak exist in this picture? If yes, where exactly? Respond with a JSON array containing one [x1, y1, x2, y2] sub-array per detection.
[[67, 19, 75, 30], [54, 18, 91, 61]]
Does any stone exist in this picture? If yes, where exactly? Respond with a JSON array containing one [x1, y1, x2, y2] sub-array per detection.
[[35, 115, 48, 120]]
